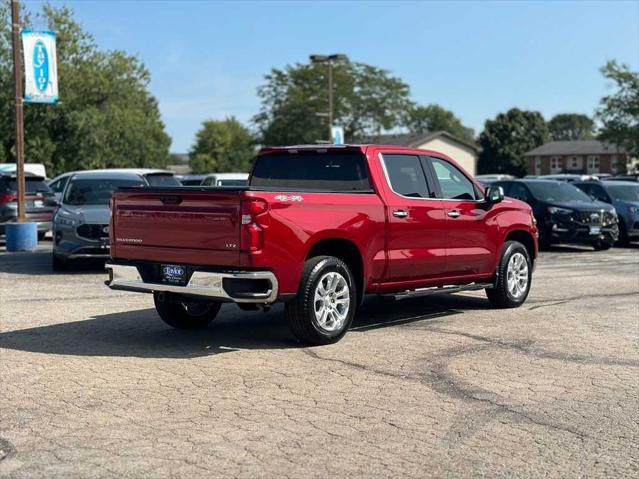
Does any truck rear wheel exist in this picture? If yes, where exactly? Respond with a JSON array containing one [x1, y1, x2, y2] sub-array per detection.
[[486, 241, 532, 308], [285, 256, 356, 345], [153, 293, 221, 329]]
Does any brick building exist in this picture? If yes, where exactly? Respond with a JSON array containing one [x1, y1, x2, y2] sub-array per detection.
[[524, 140, 629, 176]]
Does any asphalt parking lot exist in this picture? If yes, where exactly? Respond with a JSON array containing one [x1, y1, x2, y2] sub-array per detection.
[[1, 242, 638, 478]]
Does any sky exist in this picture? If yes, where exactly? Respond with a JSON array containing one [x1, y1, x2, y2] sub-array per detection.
[[27, 0, 639, 153]]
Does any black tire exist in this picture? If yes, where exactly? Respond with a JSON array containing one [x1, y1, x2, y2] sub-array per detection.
[[617, 221, 630, 246], [593, 241, 612, 251], [52, 254, 68, 271], [153, 293, 221, 330], [538, 236, 552, 251], [486, 241, 532, 308], [285, 255, 356, 345]]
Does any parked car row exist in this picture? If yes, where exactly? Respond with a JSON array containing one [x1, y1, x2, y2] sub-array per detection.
[[49, 168, 250, 269], [479, 172, 639, 187], [0, 166, 250, 270], [491, 178, 638, 250]]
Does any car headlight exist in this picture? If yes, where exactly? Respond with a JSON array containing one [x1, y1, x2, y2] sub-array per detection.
[[55, 209, 83, 227], [603, 209, 618, 225], [629, 206, 638, 214], [548, 207, 572, 215]]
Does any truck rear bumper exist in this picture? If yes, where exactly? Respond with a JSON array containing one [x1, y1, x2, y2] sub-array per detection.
[[105, 263, 278, 304]]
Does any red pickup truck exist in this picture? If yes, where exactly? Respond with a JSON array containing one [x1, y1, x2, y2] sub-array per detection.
[[106, 145, 537, 345]]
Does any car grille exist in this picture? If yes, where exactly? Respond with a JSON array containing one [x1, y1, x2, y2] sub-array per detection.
[[76, 223, 109, 240], [574, 211, 603, 225], [572, 210, 617, 227]]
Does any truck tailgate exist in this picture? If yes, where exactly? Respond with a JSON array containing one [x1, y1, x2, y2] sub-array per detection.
[[111, 188, 241, 265]]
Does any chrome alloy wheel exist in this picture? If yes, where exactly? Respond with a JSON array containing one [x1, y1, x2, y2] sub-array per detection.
[[506, 252, 529, 299], [313, 272, 350, 332]]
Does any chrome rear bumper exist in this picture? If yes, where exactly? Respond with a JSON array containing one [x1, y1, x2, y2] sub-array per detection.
[[105, 264, 278, 303]]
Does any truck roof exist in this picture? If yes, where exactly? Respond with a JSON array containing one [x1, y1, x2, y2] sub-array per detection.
[[258, 144, 452, 155]]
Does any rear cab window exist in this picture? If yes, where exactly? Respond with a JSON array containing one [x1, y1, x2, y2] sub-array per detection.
[[251, 151, 372, 192], [144, 174, 181, 187], [7, 177, 52, 195]]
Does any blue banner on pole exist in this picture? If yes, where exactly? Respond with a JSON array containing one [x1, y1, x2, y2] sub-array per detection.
[[22, 30, 59, 104]]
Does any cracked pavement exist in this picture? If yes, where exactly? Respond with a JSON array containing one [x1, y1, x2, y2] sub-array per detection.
[[1, 243, 638, 478]]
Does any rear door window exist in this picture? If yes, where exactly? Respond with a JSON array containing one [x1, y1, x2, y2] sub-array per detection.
[[381, 154, 430, 198], [251, 152, 371, 191]]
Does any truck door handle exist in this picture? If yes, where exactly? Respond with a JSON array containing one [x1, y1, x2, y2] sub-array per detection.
[[393, 210, 408, 218], [447, 210, 460, 218]]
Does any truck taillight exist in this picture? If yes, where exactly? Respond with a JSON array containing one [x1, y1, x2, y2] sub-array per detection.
[[0, 193, 17, 204], [240, 199, 267, 252]]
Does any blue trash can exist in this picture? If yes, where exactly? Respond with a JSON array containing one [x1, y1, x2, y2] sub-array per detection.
[[5, 222, 38, 252]]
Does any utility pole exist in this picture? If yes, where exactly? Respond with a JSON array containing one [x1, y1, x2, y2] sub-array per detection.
[[309, 54, 349, 143], [11, 0, 26, 222], [327, 61, 333, 142]]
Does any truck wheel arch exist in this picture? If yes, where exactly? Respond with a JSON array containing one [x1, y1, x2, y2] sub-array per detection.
[[504, 229, 536, 266], [306, 238, 365, 305]]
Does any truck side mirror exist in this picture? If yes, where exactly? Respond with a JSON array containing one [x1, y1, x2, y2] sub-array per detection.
[[485, 185, 504, 204]]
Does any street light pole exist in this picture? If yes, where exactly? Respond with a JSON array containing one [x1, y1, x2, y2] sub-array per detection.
[[310, 53, 349, 144], [11, 0, 26, 222], [327, 61, 333, 142]]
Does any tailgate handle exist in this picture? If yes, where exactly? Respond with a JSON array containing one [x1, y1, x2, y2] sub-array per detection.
[[160, 195, 183, 205]]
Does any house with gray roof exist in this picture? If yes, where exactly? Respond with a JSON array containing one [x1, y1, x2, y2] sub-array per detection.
[[524, 140, 628, 176]]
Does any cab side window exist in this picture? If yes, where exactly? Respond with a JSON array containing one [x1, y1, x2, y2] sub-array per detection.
[[382, 154, 430, 198], [589, 184, 610, 203], [509, 183, 531, 203], [50, 176, 69, 194], [429, 157, 476, 200]]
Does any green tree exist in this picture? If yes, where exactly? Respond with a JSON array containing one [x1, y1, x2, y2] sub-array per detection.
[[0, 4, 170, 176], [253, 61, 413, 145], [407, 104, 475, 143], [596, 60, 639, 157], [548, 113, 595, 141], [478, 108, 549, 176], [188, 117, 254, 173]]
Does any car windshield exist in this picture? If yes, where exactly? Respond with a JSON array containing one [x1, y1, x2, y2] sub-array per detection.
[[217, 179, 247, 186], [63, 178, 144, 205], [527, 182, 592, 203], [145, 174, 181, 187], [606, 184, 639, 202]]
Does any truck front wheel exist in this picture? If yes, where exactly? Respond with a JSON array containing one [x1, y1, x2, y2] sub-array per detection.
[[486, 241, 532, 308], [153, 293, 221, 329], [285, 256, 356, 345]]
